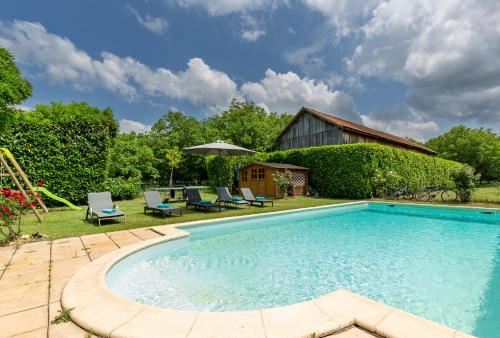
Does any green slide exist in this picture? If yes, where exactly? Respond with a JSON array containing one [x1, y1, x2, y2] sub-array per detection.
[[33, 187, 82, 211]]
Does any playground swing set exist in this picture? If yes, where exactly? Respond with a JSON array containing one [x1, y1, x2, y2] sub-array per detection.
[[0, 148, 81, 223]]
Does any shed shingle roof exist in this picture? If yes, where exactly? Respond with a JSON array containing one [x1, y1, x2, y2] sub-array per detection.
[[242, 162, 309, 170], [278, 107, 437, 155]]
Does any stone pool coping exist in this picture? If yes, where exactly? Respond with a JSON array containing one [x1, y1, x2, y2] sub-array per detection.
[[62, 201, 486, 338]]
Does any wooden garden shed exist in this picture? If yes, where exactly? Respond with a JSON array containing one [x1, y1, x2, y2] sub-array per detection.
[[238, 162, 309, 198]]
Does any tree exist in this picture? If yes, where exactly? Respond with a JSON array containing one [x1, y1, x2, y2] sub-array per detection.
[[148, 111, 206, 182], [203, 99, 293, 152], [0, 48, 32, 131], [165, 147, 183, 187], [426, 125, 500, 181], [107, 133, 158, 180]]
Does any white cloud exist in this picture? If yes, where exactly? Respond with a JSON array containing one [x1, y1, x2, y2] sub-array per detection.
[[361, 114, 439, 141], [347, 0, 500, 125], [119, 119, 152, 134], [239, 14, 266, 42], [0, 19, 360, 121], [302, 0, 382, 38], [170, 0, 283, 16], [241, 29, 266, 42], [0, 20, 238, 111], [126, 5, 168, 34], [284, 39, 327, 75], [241, 69, 359, 119]]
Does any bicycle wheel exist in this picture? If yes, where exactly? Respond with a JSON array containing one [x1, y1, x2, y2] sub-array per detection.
[[441, 189, 458, 202], [415, 191, 430, 202]]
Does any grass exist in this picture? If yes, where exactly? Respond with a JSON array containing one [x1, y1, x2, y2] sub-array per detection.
[[473, 183, 500, 203], [13, 184, 500, 241], [19, 192, 350, 240]]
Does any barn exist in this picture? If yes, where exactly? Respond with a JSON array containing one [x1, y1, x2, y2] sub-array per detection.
[[276, 107, 437, 155], [238, 162, 309, 198]]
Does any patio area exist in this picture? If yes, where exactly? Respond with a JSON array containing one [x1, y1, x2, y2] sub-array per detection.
[[0, 225, 382, 338], [0, 211, 478, 338]]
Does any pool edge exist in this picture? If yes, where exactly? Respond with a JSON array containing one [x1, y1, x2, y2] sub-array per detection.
[[62, 200, 487, 338]]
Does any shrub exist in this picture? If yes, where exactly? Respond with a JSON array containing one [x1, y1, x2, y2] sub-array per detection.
[[265, 143, 462, 199], [103, 177, 140, 201], [0, 189, 39, 241], [449, 165, 478, 202], [372, 169, 403, 198], [0, 102, 118, 206], [272, 169, 293, 198], [206, 156, 236, 191]]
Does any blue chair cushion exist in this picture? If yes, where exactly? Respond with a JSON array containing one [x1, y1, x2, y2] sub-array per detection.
[[200, 200, 212, 205], [232, 197, 242, 202], [157, 203, 171, 208], [255, 196, 265, 200], [101, 209, 116, 214]]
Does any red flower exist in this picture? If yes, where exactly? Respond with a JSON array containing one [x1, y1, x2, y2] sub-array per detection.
[[22, 203, 28, 208], [31, 202, 37, 207], [1, 189, 12, 196], [2, 206, 9, 212], [37, 181, 44, 187], [8, 212, 14, 217], [26, 191, 32, 195], [0, 213, 3, 218]]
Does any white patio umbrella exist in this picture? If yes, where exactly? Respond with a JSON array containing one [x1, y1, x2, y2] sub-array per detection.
[[183, 140, 255, 156], [183, 140, 255, 187]]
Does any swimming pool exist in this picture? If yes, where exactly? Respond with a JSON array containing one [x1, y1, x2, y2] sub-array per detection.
[[106, 202, 499, 337]]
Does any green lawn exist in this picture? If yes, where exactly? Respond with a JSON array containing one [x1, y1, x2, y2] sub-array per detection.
[[14, 184, 500, 241], [473, 183, 500, 203], [19, 193, 350, 240]]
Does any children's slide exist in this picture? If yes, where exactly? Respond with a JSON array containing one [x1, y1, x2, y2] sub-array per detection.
[[33, 187, 82, 211]]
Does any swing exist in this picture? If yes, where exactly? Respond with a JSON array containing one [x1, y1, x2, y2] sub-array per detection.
[[0, 148, 48, 222]]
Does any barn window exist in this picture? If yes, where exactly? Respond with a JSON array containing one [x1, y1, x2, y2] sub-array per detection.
[[241, 170, 248, 182]]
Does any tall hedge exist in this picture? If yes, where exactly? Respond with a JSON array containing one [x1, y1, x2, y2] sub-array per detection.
[[0, 102, 118, 205], [208, 143, 463, 198]]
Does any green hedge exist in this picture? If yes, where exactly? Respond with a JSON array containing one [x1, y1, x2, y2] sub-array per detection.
[[0, 102, 118, 206], [207, 143, 463, 198]]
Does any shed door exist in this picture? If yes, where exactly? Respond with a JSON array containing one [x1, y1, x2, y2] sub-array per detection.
[[251, 167, 266, 196]]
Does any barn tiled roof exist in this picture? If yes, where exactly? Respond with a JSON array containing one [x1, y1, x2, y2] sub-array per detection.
[[278, 107, 437, 155], [242, 162, 309, 170]]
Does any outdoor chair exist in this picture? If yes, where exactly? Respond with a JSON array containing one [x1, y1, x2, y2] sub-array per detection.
[[86, 192, 125, 226], [185, 188, 221, 212], [216, 187, 249, 208], [240, 187, 273, 207], [143, 191, 182, 217]]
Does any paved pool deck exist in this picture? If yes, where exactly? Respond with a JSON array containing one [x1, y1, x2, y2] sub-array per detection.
[[0, 204, 479, 338]]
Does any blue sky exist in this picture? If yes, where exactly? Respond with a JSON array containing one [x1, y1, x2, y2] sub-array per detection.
[[1, 0, 499, 139]]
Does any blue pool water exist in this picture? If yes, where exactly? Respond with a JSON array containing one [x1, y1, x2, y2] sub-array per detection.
[[106, 203, 500, 337]]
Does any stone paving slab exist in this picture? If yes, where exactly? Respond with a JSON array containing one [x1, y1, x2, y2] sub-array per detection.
[[51, 237, 88, 262], [129, 228, 161, 240], [328, 326, 379, 337], [107, 230, 143, 248], [0, 305, 48, 337], [80, 233, 118, 260]]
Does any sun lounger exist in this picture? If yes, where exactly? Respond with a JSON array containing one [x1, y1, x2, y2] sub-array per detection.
[[185, 188, 221, 212], [216, 187, 249, 208], [240, 187, 273, 207], [86, 192, 125, 226], [143, 191, 182, 217]]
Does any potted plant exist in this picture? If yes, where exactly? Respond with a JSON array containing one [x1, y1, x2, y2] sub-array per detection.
[[0, 189, 39, 242]]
